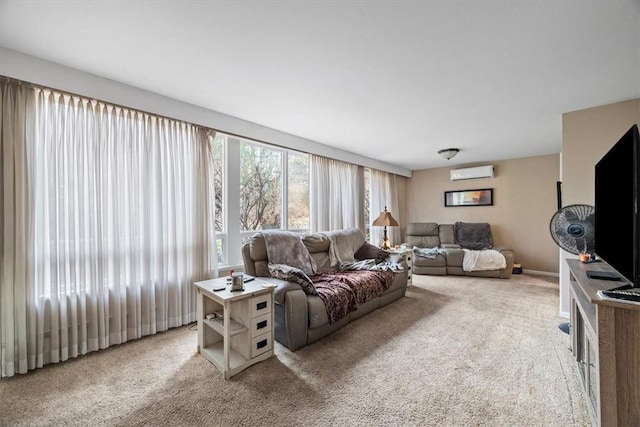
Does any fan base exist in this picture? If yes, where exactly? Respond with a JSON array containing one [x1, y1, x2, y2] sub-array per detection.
[[558, 322, 569, 335]]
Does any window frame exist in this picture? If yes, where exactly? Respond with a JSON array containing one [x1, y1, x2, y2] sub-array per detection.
[[215, 133, 309, 269]]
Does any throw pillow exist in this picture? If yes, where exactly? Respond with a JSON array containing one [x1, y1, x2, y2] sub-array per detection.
[[354, 242, 390, 264], [268, 263, 317, 295]]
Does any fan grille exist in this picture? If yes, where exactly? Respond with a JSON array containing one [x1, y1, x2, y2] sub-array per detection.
[[549, 204, 595, 255]]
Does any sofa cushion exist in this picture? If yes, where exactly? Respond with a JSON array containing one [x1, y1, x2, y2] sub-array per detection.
[[413, 253, 446, 267], [439, 224, 456, 245], [407, 222, 439, 236], [406, 222, 441, 248], [303, 234, 331, 254], [248, 233, 268, 262], [444, 248, 464, 266], [354, 242, 389, 264], [453, 222, 494, 250], [263, 230, 317, 275], [322, 228, 366, 266], [268, 263, 317, 295], [311, 252, 334, 273]]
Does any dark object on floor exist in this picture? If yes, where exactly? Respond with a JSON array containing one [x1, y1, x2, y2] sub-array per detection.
[[558, 322, 569, 334], [512, 262, 523, 274]]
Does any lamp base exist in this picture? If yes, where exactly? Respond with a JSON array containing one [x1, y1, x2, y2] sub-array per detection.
[[380, 227, 391, 250]]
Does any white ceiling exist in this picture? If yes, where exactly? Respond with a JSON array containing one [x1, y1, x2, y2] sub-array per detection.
[[0, 1, 639, 171]]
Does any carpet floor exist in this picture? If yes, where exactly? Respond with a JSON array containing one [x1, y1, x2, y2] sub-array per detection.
[[0, 274, 589, 426]]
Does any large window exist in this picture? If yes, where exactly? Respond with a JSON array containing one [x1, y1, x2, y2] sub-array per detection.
[[214, 134, 309, 268]]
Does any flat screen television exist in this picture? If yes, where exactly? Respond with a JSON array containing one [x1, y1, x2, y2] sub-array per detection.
[[594, 124, 640, 287]]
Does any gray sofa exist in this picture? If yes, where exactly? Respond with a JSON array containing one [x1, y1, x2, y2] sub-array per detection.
[[242, 229, 408, 351], [406, 222, 514, 279]]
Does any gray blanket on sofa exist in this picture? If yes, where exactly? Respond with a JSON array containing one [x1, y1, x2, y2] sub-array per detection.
[[321, 228, 365, 267], [454, 221, 494, 250], [262, 230, 317, 275]]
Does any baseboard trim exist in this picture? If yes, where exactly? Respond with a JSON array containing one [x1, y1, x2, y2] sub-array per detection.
[[522, 269, 558, 278]]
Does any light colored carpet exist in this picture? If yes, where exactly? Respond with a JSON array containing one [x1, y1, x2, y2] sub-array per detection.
[[0, 274, 589, 426]]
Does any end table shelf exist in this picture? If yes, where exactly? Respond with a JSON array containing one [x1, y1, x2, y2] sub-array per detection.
[[203, 318, 247, 336], [195, 278, 274, 380]]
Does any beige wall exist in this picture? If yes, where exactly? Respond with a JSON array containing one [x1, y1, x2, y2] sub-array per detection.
[[558, 99, 640, 316], [562, 99, 640, 206], [396, 175, 409, 229], [406, 154, 560, 273]]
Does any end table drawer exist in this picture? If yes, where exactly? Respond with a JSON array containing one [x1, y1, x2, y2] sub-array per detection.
[[251, 332, 272, 358], [251, 313, 271, 338], [250, 294, 271, 317]]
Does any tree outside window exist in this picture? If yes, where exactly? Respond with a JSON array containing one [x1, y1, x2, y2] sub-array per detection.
[[240, 143, 282, 231], [288, 152, 309, 233]]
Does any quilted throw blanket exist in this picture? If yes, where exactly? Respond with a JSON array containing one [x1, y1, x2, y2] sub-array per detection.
[[311, 270, 394, 325]]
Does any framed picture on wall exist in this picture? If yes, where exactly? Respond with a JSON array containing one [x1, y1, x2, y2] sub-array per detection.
[[444, 188, 493, 207]]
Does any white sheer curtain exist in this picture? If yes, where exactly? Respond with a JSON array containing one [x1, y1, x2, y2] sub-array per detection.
[[309, 155, 364, 233], [1, 81, 217, 377], [370, 169, 401, 247], [0, 79, 34, 378]]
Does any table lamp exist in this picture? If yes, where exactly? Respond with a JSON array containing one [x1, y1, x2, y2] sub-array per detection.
[[372, 206, 399, 250]]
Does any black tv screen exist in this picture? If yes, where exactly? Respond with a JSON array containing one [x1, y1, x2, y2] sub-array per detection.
[[594, 124, 640, 286]]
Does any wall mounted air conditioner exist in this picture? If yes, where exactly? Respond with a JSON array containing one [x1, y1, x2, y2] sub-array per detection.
[[450, 165, 494, 181]]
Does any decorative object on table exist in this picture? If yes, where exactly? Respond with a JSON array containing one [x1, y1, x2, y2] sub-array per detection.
[[548, 203, 595, 334], [372, 206, 399, 250], [437, 147, 460, 160], [444, 189, 493, 207], [579, 252, 597, 263], [231, 271, 245, 291]]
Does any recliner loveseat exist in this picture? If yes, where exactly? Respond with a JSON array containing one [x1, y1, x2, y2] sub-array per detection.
[[406, 222, 514, 279]]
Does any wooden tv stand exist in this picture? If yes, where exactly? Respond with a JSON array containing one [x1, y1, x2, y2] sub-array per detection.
[[567, 259, 640, 426]]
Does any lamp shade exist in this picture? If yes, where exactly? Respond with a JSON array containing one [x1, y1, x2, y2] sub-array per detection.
[[372, 210, 399, 227], [372, 206, 398, 250]]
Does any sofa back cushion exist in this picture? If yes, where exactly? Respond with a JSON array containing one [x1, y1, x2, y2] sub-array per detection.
[[439, 224, 455, 245], [302, 234, 333, 272], [302, 234, 330, 253], [406, 222, 441, 248], [321, 228, 366, 266]]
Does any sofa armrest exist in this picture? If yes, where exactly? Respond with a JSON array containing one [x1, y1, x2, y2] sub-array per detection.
[[495, 249, 515, 279], [260, 278, 303, 306], [242, 243, 257, 276], [262, 277, 309, 351]]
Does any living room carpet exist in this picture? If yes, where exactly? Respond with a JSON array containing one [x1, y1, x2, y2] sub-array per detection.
[[0, 274, 589, 426]]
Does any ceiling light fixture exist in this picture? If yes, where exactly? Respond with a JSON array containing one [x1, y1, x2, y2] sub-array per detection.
[[438, 148, 460, 160]]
